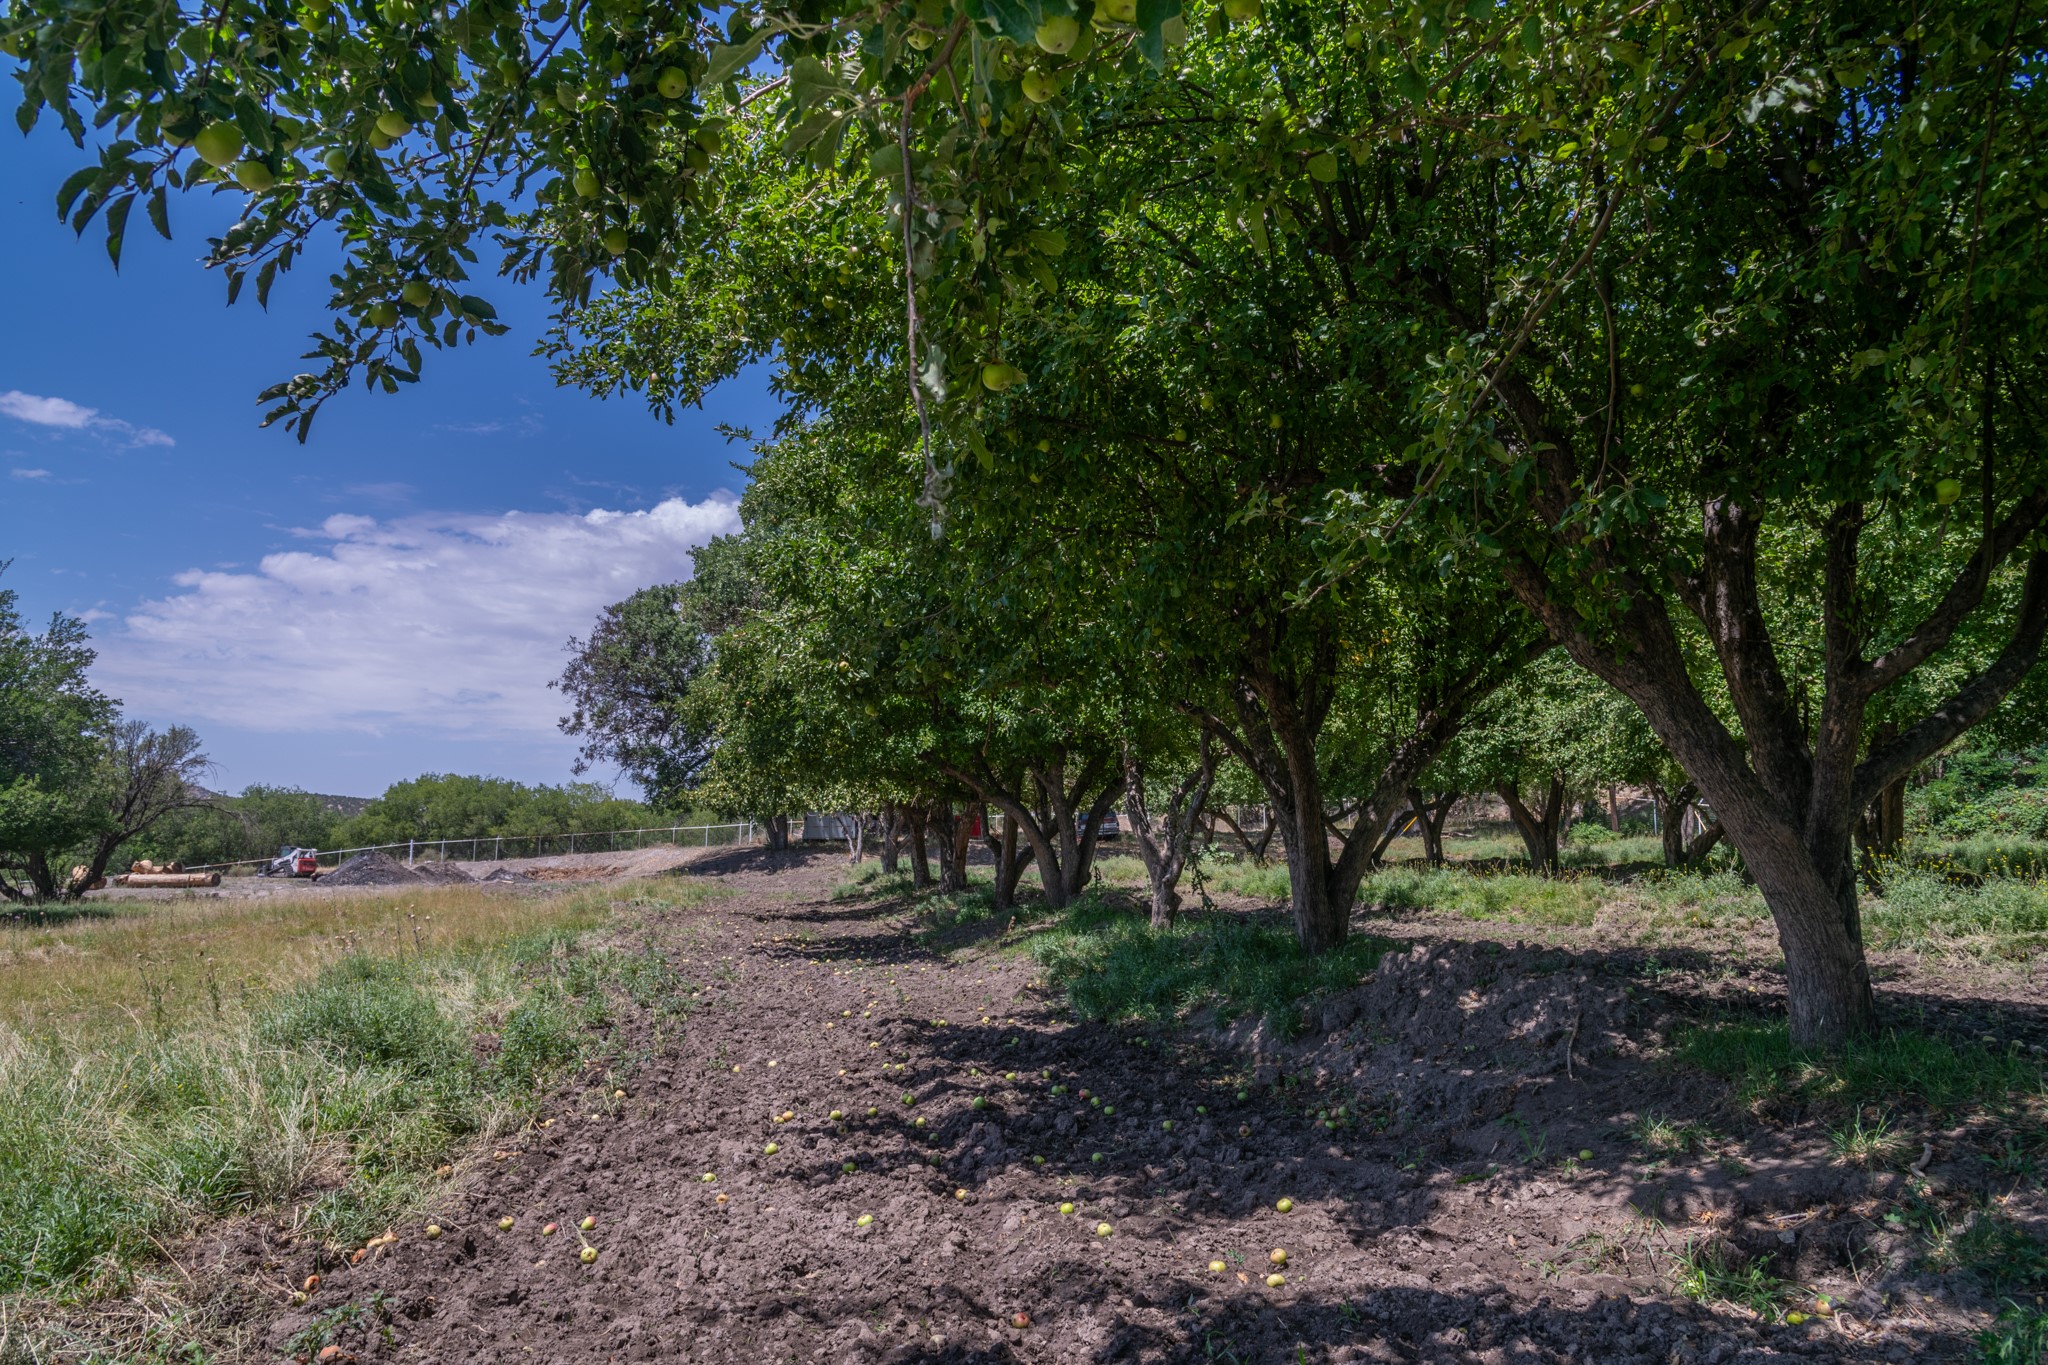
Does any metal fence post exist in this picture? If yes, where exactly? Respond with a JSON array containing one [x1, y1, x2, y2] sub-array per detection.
[[407, 838, 415, 866]]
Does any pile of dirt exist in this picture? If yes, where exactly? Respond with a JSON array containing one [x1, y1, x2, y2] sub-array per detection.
[[409, 861, 475, 885], [481, 867, 531, 883], [318, 851, 422, 887], [1231, 940, 1640, 1126], [529, 863, 624, 881]]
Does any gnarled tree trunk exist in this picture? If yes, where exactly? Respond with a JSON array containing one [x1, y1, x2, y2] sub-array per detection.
[[1505, 481, 2048, 1045], [941, 751, 1118, 911], [1404, 788, 1458, 867], [1123, 731, 1221, 930], [1497, 775, 1566, 873], [981, 809, 1031, 915]]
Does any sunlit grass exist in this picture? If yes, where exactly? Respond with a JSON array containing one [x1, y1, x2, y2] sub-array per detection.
[[0, 879, 708, 1306], [0, 884, 628, 1039], [1026, 894, 1390, 1031]]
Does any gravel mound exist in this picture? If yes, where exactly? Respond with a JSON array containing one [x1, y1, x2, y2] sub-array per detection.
[[410, 861, 475, 884], [320, 851, 423, 887], [481, 867, 531, 883]]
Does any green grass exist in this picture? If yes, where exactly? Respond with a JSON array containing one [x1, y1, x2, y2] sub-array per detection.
[[1864, 862, 2048, 957], [1627, 1112, 1717, 1155], [831, 863, 916, 901], [1668, 1238, 1793, 1321], [1361, 865, 1602, 926], [1977, 1300, 2048, 1365], [1673, 1020, 2047, 1113], [1927, 1209, 2048, 1293], [0, 883, 701, 1305], [1025, 894, 1391, 1033]]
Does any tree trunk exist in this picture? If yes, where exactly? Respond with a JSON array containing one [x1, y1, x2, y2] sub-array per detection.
[[1607, 782, 1621, 832], [1123, 733, 1220, 931], [25, 851, 62, 901], [983, 813, 1028, 913], [841, 812, 866, 864], [763, 813, 790, 851], [879, 801, 902, 874], [939, 752, 1118, 912], [1497, 775, 1564, 873], [907, 806, 932, 890], [1405, 787, 1457, 867], [938, 804, 972, 894]]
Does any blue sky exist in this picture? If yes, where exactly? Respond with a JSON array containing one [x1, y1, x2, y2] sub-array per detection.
[[2, 120, 777, 798]]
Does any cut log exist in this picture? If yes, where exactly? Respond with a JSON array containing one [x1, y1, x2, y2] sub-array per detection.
[[118, 872, 221, 888]]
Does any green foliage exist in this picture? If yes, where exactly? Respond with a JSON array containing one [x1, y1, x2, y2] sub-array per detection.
[[137, 785, 346, 867], [1668, 1239, 1792, 1321], [0, 565, 118, 896], [1928, 1212, 2048, 1294], [1028, 896, 1391, 1032], [1674, 1022, 2046, 1113], [335, 773, 655, 846], [555, 566, 740, 804], [262, 956, 470, 1076]]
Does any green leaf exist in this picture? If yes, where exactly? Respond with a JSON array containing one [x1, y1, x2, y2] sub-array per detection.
[[55, 165, 98, 221], [784, 108, 845, 155], [233, 94, 272, 153], [146, 184, 171, 239], [103, 192, 133, 269], [704, 32, 767, 89], [1134, 0, 1180, 72], [969, 0, 1040, 45]]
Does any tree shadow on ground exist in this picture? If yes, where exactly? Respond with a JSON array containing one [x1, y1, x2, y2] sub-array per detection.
[[743, 880, 2038, 1364]]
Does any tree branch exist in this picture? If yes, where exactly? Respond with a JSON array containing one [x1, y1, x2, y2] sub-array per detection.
[[1854, 551, 2048, 810]]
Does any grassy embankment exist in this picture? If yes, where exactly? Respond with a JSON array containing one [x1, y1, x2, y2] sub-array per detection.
[[0, 877, 712, 1338]]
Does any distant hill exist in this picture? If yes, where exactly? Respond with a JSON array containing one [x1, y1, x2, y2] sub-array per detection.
[[187, 786, 372, 817]]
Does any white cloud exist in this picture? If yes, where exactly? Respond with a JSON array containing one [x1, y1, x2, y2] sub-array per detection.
[[94, 495, 741, 738], [10, 467, 52, 480], [0, 390, 174, 447]]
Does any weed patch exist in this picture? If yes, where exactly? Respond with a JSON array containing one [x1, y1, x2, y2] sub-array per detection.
[[1363, 866, 1601, 926], [1977, 1300, 2048, 1365], [1027, 895, 1390, 1032], [1668, 1238, 1792, 1320], [1927, 1209, 2048, 1293]]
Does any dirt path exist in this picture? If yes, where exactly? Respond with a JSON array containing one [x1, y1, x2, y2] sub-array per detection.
[[241, 852, 2001, 1364]]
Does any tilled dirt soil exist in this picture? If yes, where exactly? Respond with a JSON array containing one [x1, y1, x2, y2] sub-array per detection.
[[216, 851, 2031, 1363]]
